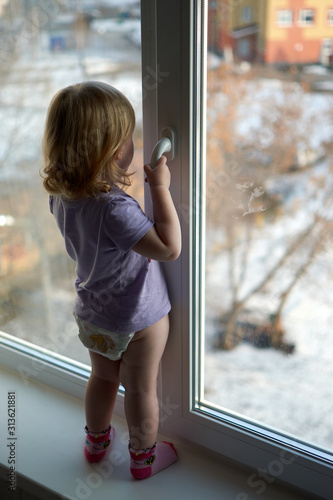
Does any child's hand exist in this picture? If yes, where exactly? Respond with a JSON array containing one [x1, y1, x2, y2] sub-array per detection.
[[144, 156, 171, 189]]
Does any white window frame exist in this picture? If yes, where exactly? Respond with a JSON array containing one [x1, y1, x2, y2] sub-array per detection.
[[328, 9, 333, 25], [298, 8, 315, 26], [241, 6, 252, 24], [276, 9, 293, 27], [0, 1, 332, 497], [322, 37, 332, 52]]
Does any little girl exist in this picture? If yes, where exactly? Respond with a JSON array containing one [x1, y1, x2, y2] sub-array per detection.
[[42, 81, 181, 479]]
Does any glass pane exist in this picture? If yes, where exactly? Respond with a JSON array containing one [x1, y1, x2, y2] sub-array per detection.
[[0, 0, 143, 365], [202, 0, 333, 455]]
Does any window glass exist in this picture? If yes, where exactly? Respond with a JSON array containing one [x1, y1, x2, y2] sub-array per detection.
[[299, 9, 315, 25], [276, 10, 293, 27], [241, 7, 252, 24], [328, 9, 333, 25], [0, 0, 143, 365], [202, 1, 333, 456]]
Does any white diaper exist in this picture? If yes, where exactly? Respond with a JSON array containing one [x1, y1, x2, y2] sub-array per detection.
[[74, 314, 135, 361]]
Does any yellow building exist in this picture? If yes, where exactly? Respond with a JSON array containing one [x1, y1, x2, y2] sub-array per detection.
[[265, 0, 333, 64], [208, 0, 265, 61], [208, 0, 333, 64]]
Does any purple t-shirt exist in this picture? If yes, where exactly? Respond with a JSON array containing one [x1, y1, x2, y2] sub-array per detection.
[[50, 187, 171, 333]]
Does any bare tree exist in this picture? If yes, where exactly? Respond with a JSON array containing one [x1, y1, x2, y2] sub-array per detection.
[[205, 62, 333, 351]]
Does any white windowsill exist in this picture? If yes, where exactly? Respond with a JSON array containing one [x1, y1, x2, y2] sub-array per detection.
[[0, 367, 313, 500]]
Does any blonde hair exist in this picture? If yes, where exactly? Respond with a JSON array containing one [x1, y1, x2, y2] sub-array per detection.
[[42, 81, 135, 199]]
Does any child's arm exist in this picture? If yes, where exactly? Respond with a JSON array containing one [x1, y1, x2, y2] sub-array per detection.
[[132, 156, 181, 262]]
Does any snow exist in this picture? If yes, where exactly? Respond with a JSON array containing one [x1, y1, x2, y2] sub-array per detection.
[[0, 54, 86, 181], [0, 47, 142, 182], [97, 0, 139, 6], [312, 81, 333, 92], [205, 343, 333, 447], [204, 62, 333, 452], [205, 106, 333, 451], [303, 65, 330, 75], [234, 78, 333, 150], [205, 272, 333, 449], [91, 18, 141, 36]]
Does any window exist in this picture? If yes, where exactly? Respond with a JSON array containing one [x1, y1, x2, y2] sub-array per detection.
[[160, 2, 332, 498], [299, 9, 315, 25], [322, 37, 332, 52], [328, 9, 333, 25], [276, 9, 293, 27], [241, 6, 252, 24], [321, 38, 333, 66], [1, 1, 333, 498], [0, 0, 143, 367], [203, 7, 333, 459]]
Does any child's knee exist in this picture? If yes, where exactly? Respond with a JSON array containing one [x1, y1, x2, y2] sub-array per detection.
[[93, 371, 120, 386], [89, 351, 121, 383], [119, 362, 157, 394]]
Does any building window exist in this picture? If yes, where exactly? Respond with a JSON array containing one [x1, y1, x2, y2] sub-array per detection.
[[322, 37, 332, 52], [321, 38, 333, 65], [208, 0, 218, 9], [327, 9, 333, 25], [299, 9, 315, 25], [241, 6, 252, 24], [276, 9, 293, 27]]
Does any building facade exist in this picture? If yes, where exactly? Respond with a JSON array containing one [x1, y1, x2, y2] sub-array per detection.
[[265, 0, 333, 64], [208, 0, 333, 65], [208, 0, 265, 62]]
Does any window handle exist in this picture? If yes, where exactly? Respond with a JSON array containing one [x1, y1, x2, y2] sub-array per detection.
[[150, 127, 176, 167]]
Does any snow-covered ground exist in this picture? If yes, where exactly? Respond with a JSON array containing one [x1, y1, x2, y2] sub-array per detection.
[[236, 77, 333, 150], [205, 221, 333, 451], [204, 74, 333, 452], [0, 28, 142, 183], [1, 22, 333, 456]]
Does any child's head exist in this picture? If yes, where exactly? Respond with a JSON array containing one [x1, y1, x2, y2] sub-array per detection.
[[42, 81, 135, 199]]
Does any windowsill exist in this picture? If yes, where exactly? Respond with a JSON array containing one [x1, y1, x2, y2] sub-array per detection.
[[0, 367, 312, 500]]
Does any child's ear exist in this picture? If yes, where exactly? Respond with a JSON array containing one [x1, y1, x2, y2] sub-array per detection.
[[115, 145, 123, 161]]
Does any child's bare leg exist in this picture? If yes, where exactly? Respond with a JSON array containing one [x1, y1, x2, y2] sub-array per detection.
[[120, 315, 178, 479], [120, 315, 169, 449], [85, 352, 120, 431], [83, 352, 120, 462]]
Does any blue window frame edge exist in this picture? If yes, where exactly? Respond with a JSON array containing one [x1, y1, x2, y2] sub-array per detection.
[[0, 1, 332, 497]]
